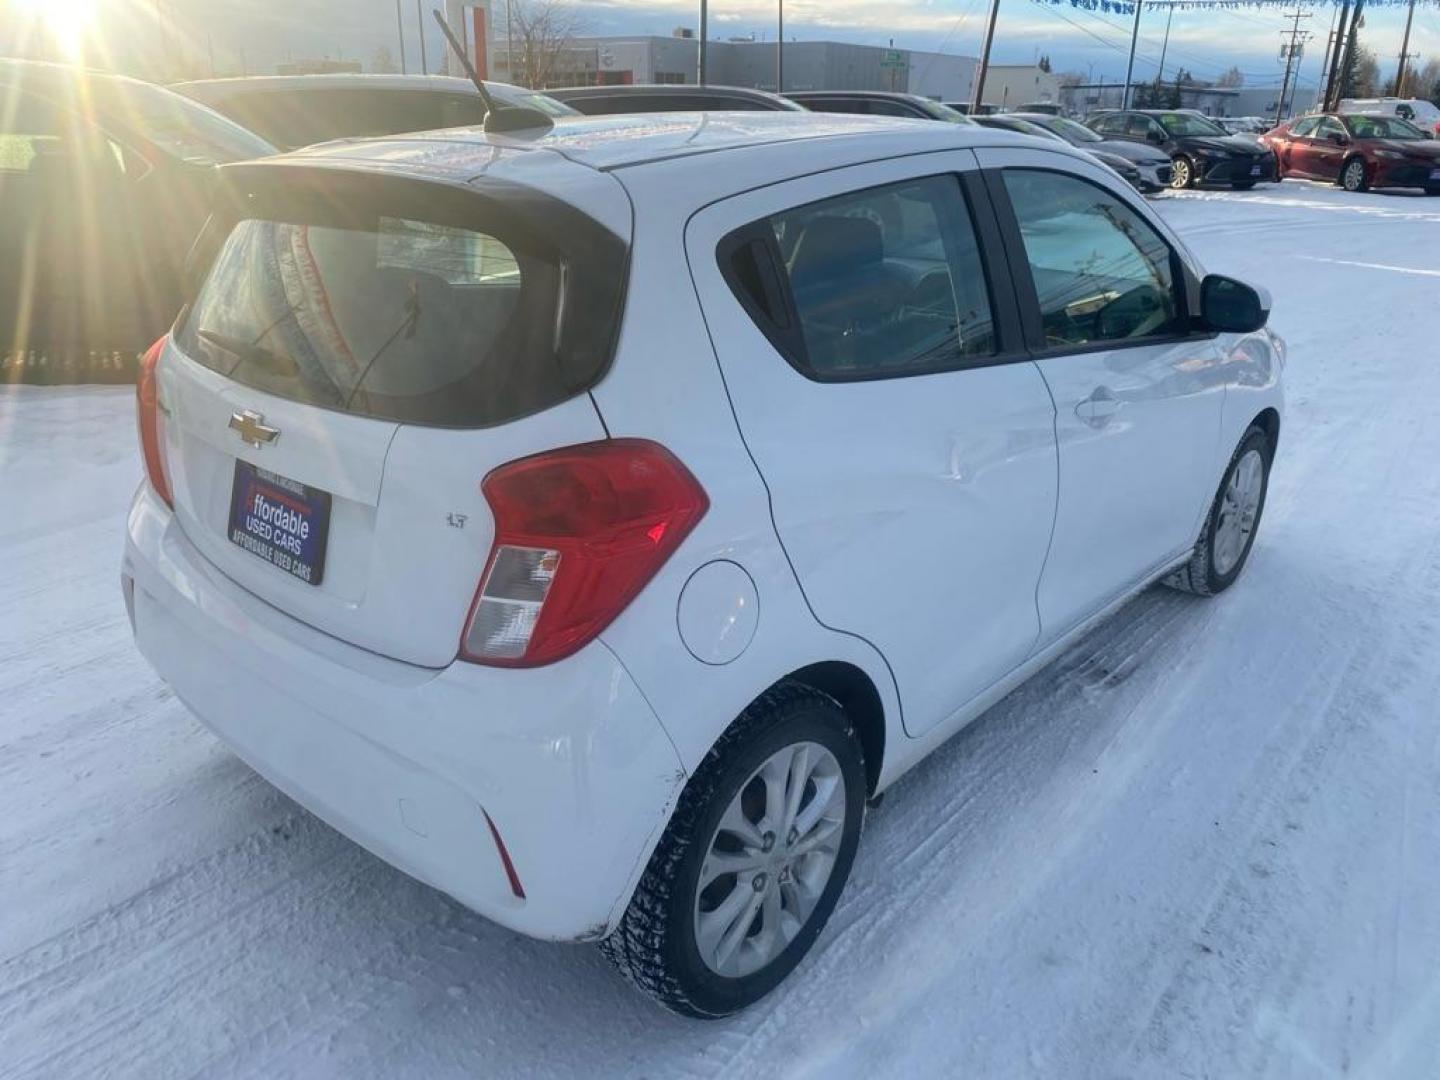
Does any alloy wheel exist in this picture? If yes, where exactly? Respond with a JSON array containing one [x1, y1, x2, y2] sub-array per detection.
[[1213, 448, 1264, 576], [1343, 160, 1366, 192], [1170, 158, 1191, 190], [693, 741, 847, 979]]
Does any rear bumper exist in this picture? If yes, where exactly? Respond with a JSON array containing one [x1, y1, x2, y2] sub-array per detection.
[[122, 485, 686, 942]]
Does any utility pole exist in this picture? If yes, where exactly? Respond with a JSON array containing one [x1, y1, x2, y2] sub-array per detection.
[[1322, 0, 1350, 110], [1157, 5, 1174, 84], [971, 0, 1000, 113], [416, 0, 428, 74], [1333, 0, 1366, 109], [1276, 8, 1312, 122], [396, 0, 408, 74], [777, 0, 784, 92], [1122, 0, 1143, 110], [1395, 0, 1417, 96], [699, 0, 708, 85]]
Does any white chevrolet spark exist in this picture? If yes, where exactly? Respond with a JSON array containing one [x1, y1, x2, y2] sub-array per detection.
[[123, 112, 1284, 1017]]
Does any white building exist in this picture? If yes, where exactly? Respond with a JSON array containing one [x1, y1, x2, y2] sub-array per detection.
[[526, 32, 975, 102], [977, 64, 1061, 110]]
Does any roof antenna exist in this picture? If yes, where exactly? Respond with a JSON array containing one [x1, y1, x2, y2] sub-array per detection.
[[431, 10, 554, 135]]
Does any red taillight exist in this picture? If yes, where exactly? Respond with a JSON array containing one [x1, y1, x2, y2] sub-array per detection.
[[460, 439, 709, 667], [136, 335, 172, 509]]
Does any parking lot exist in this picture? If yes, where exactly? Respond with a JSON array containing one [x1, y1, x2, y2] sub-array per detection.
[[3, 180, 1439, 1077]]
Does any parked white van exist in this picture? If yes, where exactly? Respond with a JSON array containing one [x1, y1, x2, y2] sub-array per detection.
[[1338, 97, 1440, 138]]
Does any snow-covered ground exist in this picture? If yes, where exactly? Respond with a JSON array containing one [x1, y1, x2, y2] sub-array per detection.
[[4, 182, 1440, 1079]]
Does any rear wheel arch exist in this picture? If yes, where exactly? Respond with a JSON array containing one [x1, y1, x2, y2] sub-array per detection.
[[783, 661, 886, 796], [1253, 406, 1280, 454]]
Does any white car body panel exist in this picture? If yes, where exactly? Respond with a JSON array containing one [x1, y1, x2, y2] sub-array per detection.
[[679, 151, 1058, 738], [121, 114, 1285, 949], [972, 147, 1230, 638], [123, 483, 686, 940]]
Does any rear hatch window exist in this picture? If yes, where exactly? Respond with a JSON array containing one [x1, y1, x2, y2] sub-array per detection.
[[157, 165, 629, 666], [176, 167, 626, 428]]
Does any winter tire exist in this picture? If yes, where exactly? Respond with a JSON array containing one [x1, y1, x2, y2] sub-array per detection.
[[1170, 156, 1195, 190], [1341, 158, 1368, 192], [1166, 425, 1272, 596], [601, 682, 866, 1018]]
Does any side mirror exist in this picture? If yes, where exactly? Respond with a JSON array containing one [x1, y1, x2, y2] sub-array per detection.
[[1146, 128, 1165, 144], [1328, 132, 1348, 146], [1201, 274, 1270, 334]]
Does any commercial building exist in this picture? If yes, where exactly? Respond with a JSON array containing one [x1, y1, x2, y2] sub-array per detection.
[[498, 32, 977, 103], [976, 64, 1062, 110]]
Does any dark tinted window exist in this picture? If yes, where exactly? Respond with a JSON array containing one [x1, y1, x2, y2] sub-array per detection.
[[741, 175, 996, 378], [864, 99, 920, 118], [175, 178, 626, 427], [795, 97, 865, 115], [1002, 169, 1183, 349], [215, 88, 486, 149], [1345, 115, 1425, 139]]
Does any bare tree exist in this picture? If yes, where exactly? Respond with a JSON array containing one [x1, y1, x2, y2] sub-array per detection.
[[370, 45, 398, 74], [1215, 65, 1244, 88], [502, 0, 588, 90], [1411, 57, 1440, 103]]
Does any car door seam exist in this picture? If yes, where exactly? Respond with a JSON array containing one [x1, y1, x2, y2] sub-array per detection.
[[678, 196, 907, 735]]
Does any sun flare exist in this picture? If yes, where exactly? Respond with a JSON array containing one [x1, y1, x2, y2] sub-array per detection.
[[13, 0, 101, 60]]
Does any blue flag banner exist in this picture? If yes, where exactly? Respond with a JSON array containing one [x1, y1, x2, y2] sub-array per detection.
[[1041, 0, 1438, 10]]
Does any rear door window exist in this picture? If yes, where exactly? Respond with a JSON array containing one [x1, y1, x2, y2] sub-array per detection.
[[175, 172, 626, 427], [726, 174, 997, 379]]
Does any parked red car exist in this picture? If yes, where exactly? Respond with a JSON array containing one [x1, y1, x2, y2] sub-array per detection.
[[1262, 112, 1440, 194]]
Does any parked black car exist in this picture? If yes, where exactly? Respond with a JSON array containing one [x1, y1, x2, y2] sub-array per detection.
[[1088, 109, 1277, 189], [1009, 112, 1173, 191], [788, 90, 976, 123], [1, 60, 274, 374], [972, 114, 1150, 192], [174, 74, 577, 151], [547, 84, 802, 114]]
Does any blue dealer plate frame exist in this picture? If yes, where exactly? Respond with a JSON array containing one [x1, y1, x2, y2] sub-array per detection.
[[227, 461, 332, 586]]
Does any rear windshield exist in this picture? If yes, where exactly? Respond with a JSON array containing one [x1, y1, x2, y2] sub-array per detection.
[[176, 172, 626, 427]]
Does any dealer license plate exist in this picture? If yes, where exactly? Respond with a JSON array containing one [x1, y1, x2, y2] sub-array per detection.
[[227, 461, 331, 586]]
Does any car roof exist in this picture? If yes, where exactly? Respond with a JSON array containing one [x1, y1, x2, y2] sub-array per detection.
[[548, 84, 795, 104], [2, 56, 148, 94], [787, 90, 930, 103], [277, 110, 1062, 177], [174, 74, 491, 97]]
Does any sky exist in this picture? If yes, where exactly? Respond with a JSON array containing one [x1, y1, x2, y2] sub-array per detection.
[[4, 0, 1440, 94]]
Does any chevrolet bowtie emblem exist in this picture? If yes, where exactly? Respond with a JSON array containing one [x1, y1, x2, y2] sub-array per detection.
[[229, 410, 280, 448]]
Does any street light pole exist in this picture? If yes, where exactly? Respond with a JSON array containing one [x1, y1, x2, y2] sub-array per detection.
[[1122, 0, 1143, 110], [777, 0, 784, 93], [396, 0, 408, 74], [699, 0, 708, 85]]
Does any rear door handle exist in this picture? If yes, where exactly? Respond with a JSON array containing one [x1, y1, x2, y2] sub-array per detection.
[[1075, 387, 1122, 427]]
